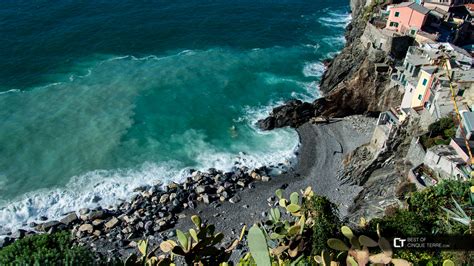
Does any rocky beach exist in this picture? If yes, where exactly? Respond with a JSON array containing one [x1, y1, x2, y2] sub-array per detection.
[[2, 0, 473, 264], [0, 0, 377, 256], [0, 0, 415, 262], [1, 115, 377, 260]]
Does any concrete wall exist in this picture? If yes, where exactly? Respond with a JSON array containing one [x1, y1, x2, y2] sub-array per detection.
[[424, 146, 465, 179], [369, 124, 391, 152], [406, 137, 426, 166], [401, 82, 416, 108], [428, 85, 455, 120], [360, 23, 413, 59], [418, 108, 435, 131], [361, 23, 394, 55]]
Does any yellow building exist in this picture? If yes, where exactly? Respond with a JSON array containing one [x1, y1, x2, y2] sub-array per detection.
[[411, 66, 437, 108]]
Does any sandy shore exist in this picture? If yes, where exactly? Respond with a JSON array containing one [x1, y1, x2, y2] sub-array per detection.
[[169, 115, 376, 256]]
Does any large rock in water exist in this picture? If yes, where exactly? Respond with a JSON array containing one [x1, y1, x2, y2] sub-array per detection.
[[256, 100, 316, 130]]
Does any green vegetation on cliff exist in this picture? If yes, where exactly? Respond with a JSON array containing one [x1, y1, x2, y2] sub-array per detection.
[[0, 232, 96, 265], [420, 116, 456, 149]]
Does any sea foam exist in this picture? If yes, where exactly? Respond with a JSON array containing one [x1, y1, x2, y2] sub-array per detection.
[[318, 9, 351, 28], [0, 47, 304, 234]]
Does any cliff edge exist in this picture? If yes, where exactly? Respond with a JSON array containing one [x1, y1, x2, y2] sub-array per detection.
[[257, 0, 405, 130]]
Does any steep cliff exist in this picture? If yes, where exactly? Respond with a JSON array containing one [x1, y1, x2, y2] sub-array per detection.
[[255, 0, 412, 223], [257, 0, 404, 130]]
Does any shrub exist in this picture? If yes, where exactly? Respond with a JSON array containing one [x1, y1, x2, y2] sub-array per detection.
[[422, 116, 456, 149], [370, 180, 470, 236], [367, 180, 472, 265], [395, 181, 417, 200], [303, 195, 340, 256], [0, 232, 96, 265], [408, 180, 470, 233], [428, 117, 455, 136], [370, 208, 431, 236]]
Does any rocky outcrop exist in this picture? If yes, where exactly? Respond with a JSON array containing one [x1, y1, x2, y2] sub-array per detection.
[[340, 117, 425, 223], [256, 100, 316, 130], [257, 0, 404, 130]]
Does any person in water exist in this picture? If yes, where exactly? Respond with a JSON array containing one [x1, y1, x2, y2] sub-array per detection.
[[229, 125, 238, 138]]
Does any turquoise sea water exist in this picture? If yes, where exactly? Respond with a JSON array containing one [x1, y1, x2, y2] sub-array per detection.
[[0, 0, 349, 232]]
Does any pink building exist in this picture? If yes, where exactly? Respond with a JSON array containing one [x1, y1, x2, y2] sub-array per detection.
[[386, 2, 430, 35]]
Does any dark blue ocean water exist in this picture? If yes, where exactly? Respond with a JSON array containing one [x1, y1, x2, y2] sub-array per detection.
[[0, 0, 349, 232]]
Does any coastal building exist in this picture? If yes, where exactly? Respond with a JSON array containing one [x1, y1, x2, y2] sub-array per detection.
[[372, 0, 474, 45], [427, 68, 474, 119], [392, 46, 430, 87], [450, 137, 474, 163], [395, 42, 473, 113], [422, 1, 474, 45], [392, 45, 436, 108], [424, 0, 473, 12], [386, 2, 430, 35], [411, 66, 438, 108], [423, 144, 469, 179], [456, 110, 474, 140], [370, 109, 401, 151]]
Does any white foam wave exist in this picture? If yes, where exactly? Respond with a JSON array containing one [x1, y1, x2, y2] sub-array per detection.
[[303, 62, 326, 78], [318, 10, 351, 28], [0, 89, 21, 95], [0, 47, 314, 234], [292, 81, 321, 102], [322, 36, 346, 47], [69, 69, 92, 81], [0, 125, 298, 234], [191, 129, 298, 174], [303, 43, 320, 52], [0, 162, 183, 234]]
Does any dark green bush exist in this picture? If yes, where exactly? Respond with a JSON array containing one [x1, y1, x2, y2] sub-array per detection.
[[303, 195, 340, 256], [409, 180, 470, 235], [428, 117, 455, 136], [421, 116, 456, 149], [370, 208, 431, 236], [370, 180, 470, 236], [0, 231, 96, 265], [367, 180, 472, 265]]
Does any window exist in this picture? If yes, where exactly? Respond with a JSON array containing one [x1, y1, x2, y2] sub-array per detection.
[[422, 78, 427, 86], [418, 94, 422, 100], [410, 29, 416, 35], [389, 22, 399, 27], [394, 11, 400, 17]]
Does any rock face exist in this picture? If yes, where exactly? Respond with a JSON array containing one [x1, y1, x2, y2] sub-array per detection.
[[256, 100, 316, 130], [257, 0, 403, 130], [341, 117, 424, 223]]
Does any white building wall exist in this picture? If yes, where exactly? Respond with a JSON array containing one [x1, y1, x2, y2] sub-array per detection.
[[401, 82, 417, 108]]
